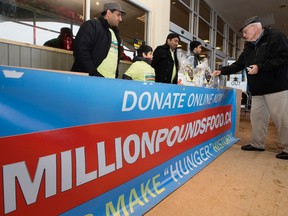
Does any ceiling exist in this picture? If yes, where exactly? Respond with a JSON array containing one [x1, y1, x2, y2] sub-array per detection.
[[9, 0, 288, 39], [205, 0, 288, 36]]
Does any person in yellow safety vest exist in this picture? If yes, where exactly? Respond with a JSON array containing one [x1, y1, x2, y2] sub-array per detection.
[[122, 45, 155, 82]]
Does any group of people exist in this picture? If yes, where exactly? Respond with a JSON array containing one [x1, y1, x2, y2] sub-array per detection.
[[69, 2, 201, 83], [69, 2, 288, 160]]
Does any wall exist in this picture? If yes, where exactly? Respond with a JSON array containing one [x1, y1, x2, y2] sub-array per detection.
[[134, 0, 170, 48], [0, 38, 132, 77], [0, 38, 74, 71]]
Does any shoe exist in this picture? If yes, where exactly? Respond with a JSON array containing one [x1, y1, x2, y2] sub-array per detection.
[[276, 152, 288, 160], [241, 144, 265, 151]]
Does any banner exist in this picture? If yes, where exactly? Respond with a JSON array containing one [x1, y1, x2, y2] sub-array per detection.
[[0, 65, 238, 216]]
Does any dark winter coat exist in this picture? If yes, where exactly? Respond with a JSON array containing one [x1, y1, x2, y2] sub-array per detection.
[[151, 44, 179, 84], [221, 27, 288, 96], [71, 16, 121, 77]]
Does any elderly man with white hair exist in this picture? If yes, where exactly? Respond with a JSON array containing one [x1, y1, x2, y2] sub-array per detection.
[[212, 16, 288, 160]]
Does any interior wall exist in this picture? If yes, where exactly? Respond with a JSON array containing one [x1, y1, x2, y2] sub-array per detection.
[[135, 0, 170, 48], [0, 38, 132, 77]]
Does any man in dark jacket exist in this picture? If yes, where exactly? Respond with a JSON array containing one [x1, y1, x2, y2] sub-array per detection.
[[71, 2, 126, 78], [152, 33, 180, 84], [212, 16, 288, 160]]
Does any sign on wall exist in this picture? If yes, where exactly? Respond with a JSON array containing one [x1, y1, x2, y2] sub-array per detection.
[[225, 60, 248, 92], [0, 65, 238, 215]]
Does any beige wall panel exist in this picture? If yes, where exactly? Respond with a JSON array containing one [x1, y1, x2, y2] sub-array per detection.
[[66, 54, 74, 71], [8, 45, 20, 66], [136, 0, 170, 49], [51, 52, 61, 70], [31, 48, 41, 68], [40, 50, 52, 70], [57, 53, 67, 71], [0, 43, 9, 65], [20, 46, 31, 67], [118, 61, 132, 79]]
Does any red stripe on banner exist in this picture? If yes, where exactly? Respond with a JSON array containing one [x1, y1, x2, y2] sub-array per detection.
[[0, 106, 231, 215]]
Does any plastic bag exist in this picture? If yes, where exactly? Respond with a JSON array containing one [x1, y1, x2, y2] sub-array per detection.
[[177, 49, 215, 88], [177, 49, 195, 86], [194, 58, 214, 87]]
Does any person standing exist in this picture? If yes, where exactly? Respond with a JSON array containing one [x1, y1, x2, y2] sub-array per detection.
[[71, 2, 126, 78], [152, 33, 180, 84], [212, 16, 288, 160], [189, 40, 202, 69], [122, 45, 155, 82]]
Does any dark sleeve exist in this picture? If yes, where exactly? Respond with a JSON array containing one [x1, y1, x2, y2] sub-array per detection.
[[43, 38, 61, 49], [151, 46, 166, 82], [221, 52, 246, 75], [151, 46, 162, 69], [43, 40, 52, 46]]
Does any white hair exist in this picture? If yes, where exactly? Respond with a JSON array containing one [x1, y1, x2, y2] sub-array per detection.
[[250, 22, 262, 29]]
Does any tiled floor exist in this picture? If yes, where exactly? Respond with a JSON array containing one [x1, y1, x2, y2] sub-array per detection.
[[145, 114, 288, 216]]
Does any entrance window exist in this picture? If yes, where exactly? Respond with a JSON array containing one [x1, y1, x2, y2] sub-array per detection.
[[215, 16, 225, 52], [227, 27, 235, 58], [216, 31, 224, 52], [0, 0, 83, 46], [170, 0, 190, 32], [0, 0, 147, 53], [199, 1, 210, 23], [181, 0, 191, 7], [198, 18, 210, 44], [198, 1, 211, 44]]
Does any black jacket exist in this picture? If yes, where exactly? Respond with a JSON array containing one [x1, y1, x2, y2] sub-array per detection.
[[221, 27, 288, 96], [71, 16, 121, 77], [151, 44, 179, 84]]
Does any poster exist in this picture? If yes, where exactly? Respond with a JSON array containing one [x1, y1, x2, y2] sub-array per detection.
[[0, 65, 238, 215]]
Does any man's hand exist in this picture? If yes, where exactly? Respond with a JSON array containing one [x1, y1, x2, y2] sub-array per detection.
[[246, 65, 258, 75], [212, 70, 221, 76]]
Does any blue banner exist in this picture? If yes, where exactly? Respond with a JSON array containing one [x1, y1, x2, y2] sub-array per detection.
[[0, 65, 238, 215]]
